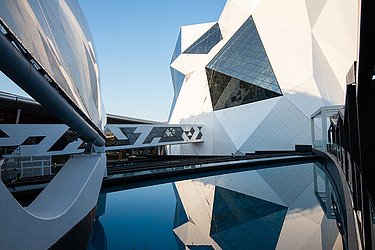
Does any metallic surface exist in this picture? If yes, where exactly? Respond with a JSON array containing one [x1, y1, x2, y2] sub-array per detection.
[[0, 0, 105, 132], [0, 33, 105, 146]]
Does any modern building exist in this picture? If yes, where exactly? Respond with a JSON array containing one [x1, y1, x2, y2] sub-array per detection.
[[169, 0, 358, 155], [1, 0, 373, 248], [0, 1, 107, 248]]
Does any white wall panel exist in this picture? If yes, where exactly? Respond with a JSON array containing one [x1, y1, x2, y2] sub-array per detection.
[[253, 0, 311, 30], [284, 77, 324, 118], [239, 98, 312, 152], [218, 0, 253, 38], [181, 22, 216, 52], [312, 36, 345, 105], [312, 0, 356, 62], [305, 0, 328, 27], [253, 16, 313, 93], [214, 97, 280, 149]]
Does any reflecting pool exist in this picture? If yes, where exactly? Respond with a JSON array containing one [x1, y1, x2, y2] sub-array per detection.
[[88, 163, 344, 249]]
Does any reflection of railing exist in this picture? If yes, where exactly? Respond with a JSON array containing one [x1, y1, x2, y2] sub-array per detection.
[[321, 72, 375, 248], [314, 166, 335, 219]]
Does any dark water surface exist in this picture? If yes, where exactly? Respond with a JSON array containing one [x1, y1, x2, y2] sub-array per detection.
[[88, 163, 344, 250]]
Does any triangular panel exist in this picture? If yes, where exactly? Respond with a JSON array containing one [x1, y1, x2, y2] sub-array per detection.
[[207, 16, 282, 100], [210, 186, 287, 249], [239, 97, 312, 152], [206, 69, 281, 111], [168, 67, 186, 120], [257, 163, 314, 207], [171, 30, 181, 63], [305, 0, 327, 27], [172, 184, 189, 229], [312, 35, 345, 105], [183, 23, 222, 54], [214, 96, 280, 149], [170, 67, 185, 96]]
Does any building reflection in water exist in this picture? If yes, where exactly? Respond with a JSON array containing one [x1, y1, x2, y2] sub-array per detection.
[[172, 163, 343, 249], [90, 163, 345, 249]]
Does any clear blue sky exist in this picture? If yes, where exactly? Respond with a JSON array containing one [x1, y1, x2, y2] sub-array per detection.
[[0, 0, 226, 122]]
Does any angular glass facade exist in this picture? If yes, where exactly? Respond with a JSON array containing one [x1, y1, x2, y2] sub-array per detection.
[[183, 23, 222, 54], [210, 186, 287, 249], [206, 68, 281, 111], [171, 31, 182, 63], [171, 68, 185, 98], [169, 68, 185, 120], [206, 16, 282, 110]]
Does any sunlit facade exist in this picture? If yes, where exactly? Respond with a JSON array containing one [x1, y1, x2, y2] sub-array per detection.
[[169, 0, 358, 155]]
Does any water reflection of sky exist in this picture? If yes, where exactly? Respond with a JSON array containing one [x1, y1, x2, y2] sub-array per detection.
[[88, 163, 343, 250]]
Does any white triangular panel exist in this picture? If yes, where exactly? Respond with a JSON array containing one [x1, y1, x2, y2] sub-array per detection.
[[305, 0, 327, 27], [180, 22, 216, 52], [170, 68, 213, 123], [276, 210, 322, 249], [218, 0, 253, 38], [253, 0, 311, 30], [284, 77, 324, 118], [175, 180, 215, 218], [321, 215, 342, 250], [214, 171, 286, 206], [173, 222, 211, 246], [312, 35, 345, 105], [253, 16, 313, 93], [233, 0, 262, 12], [239, 98, 312, 152], [174, 180, 215, 240], [333, 0, 358, 48], [170, 53, 207, 76], [214, 97, 281, 150], [289, 182, 325, 224], [257, 163, 314, 206], [212, 114, 237, 155], [314, 33, 353, 90], [312, 0, 356, 62]]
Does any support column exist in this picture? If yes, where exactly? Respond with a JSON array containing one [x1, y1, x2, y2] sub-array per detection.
[[322, 109, 328, 151], [16, 108, 21, 124], [311, 118, 315, 147]]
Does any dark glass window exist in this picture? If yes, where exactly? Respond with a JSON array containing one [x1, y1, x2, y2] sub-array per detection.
[[21, 136, 45, 145], [183, 23, 222, 54], [171, 68, 185, 97], [48, 130, 78, 151], [105, 127, 140, 147], [206, 16, 282, 110], [0, 129, 9, 138], [169, 68, 185, 119], [143, 127, 184, 144], [210, 186, 287, 249], [171, 31, 182, 63], [206, 69, 281, 111]]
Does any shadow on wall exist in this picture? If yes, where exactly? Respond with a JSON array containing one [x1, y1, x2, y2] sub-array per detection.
[[172, 90, 329, 155]]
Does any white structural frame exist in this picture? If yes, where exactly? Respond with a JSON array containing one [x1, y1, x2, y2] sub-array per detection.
[[0, 153, 106, 249], [310, 105, 344, 151]]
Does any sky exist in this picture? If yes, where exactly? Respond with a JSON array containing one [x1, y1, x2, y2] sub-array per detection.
[[0, 0, 227, 122]]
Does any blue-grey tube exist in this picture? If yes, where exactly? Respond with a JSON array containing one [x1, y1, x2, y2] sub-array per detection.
[[0, 33, 105, 146]]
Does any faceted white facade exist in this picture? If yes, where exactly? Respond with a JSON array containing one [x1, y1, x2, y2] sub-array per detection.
[[169, 0, 358, 155]]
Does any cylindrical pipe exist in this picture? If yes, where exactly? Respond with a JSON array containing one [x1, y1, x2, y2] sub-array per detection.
[[0, 33, 105, 146]]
